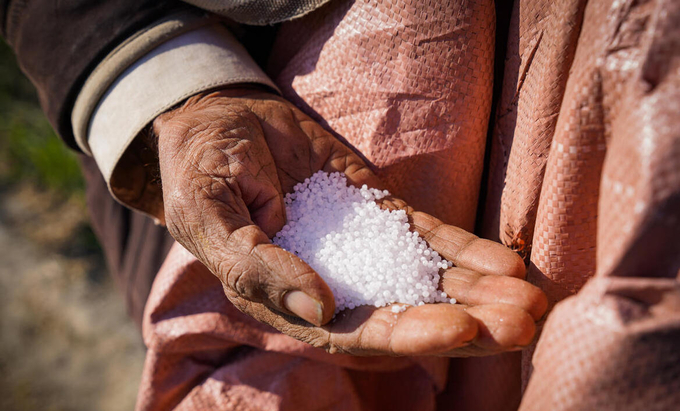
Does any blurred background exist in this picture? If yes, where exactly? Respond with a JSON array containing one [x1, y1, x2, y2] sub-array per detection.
[[0, 39, 144, 410]]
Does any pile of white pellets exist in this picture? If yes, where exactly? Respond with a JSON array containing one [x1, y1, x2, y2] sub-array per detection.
[[273, 171, 455, 314]]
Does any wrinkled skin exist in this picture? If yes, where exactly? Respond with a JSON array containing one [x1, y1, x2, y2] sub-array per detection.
[[154, 88, 548, 357]]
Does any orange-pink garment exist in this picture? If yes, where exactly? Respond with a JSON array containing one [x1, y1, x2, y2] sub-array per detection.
[[136, 0, 680, 409], [137, 244, 448, 410]]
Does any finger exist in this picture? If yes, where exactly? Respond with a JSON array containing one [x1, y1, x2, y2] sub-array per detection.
[[249, 302, 479, 356], [156, 100, 335, 325], [286, 100, 383, 191], [323, 141, 385, 190], [238, 299, 533, 358], [164, 185, 335, 326], [215, 222, 336, 326], [385, 304, 478, 355], [252, 98, 384, 194], [441, 267, 548, 320], [212, 116, 286, 239], [462, 304, 536, 352], [247, 186, 286, 238], [409, 211, 526, 279], [327, 304, 478, 356]]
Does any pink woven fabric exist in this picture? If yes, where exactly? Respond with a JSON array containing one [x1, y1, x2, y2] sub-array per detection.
[[137, 0, 680, 409], [481, 0, 680, 404], [137, 244, 447, 410]]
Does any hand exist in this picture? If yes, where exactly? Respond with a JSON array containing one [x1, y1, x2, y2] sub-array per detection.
[[153, 88, 548, 356]]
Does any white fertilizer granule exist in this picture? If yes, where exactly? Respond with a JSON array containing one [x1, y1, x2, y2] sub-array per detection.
[[273, 171, 454, 314]]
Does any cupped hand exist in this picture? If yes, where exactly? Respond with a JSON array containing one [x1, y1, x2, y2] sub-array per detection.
[[153, 88, 547, 357]]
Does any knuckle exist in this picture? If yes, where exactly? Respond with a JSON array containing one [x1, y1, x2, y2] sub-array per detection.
[[276, 319, 334, 351], [221, 282, 242, 306], [301, 331, 335, 352], [221, 259, 260, 301]]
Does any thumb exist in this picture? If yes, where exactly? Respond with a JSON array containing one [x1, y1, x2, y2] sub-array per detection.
[[162, 179, 335, 326], [215, 223, 336, 326]]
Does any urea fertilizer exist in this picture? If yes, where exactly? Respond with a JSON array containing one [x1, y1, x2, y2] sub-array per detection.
[[272, 171, 455, 315]]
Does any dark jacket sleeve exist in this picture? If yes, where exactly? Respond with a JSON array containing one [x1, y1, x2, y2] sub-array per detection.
[[0, 0, 189, 149]]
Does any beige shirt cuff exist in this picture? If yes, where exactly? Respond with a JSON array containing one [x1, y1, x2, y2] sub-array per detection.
[[73, 21, 278, 218]]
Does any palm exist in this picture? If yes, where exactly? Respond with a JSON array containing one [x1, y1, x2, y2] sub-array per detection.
[[155, 89, 547, 357]]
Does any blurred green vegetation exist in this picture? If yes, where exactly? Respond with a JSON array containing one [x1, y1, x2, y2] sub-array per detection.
[[0, 40, 102, 266], [0, 39, 84, 196]]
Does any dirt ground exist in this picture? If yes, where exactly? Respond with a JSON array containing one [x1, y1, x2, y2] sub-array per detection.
[[0, 185, 145, 411]]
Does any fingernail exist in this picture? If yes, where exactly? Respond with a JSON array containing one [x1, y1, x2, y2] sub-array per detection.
[[283, 291, 323, 326]]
